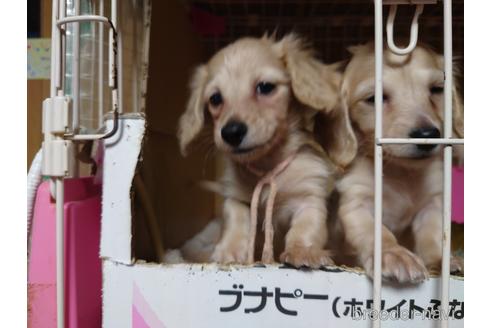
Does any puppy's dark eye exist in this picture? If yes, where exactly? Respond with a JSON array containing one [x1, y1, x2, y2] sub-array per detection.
[[365, 95, 375, 104], [209, 92, 223, 107], [430, 86, 444, 94], [256, 82, 276, 95], [365, 94, 388, 104]]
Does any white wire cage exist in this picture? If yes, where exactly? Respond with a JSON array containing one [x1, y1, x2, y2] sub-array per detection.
[[372, 2, 463, 327]]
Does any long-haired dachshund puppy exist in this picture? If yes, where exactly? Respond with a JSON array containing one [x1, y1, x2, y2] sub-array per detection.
[[177, 34, 357, 268], [327, 43, 464, 282]]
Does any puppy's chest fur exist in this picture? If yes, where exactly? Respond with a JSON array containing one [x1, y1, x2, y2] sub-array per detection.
[[342, 157, 443, 233], [224, 147, 335, 227]]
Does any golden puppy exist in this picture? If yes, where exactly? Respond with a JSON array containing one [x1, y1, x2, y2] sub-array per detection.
[[330, 43, 464, 283], [177, 34, 356, 268]]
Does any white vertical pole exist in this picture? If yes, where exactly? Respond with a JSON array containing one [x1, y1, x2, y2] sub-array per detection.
[[51, 1, 65, 327], [72, 0, 80, 132], [98, 0, 104, 126], [373, 1, 384, 327], [139, 0, 151, 113], [56, 0, 65, 93], [72, 0, 80, 177], [108, 0, 116, 89], [132, 2, 138, 113], [117, 1, 123, 113], [50, 0, 59, 98], [48, 0, 59, 207], [110, 0, 119, 118], [55, 177, 65, 328], [59, 0, 66, 95], [58, 1, 66, 325], [89, 1, 97, 129], [441, 0, 453, 326]]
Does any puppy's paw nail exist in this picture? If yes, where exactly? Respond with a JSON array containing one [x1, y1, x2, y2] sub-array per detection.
[[450, 256, 464, 274], [211, 243, 248, 264], [365, 246, 428, 284], [280, 247, 334, 269], [211, 249, 232, 264], [261, 249, 275, 264]]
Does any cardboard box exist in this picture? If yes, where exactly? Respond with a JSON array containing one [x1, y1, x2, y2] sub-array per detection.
[[101, 116, 464, 328], [103, 261, 463, 328]]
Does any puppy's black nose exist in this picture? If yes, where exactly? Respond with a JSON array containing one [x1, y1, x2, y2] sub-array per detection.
[[409, 127, 441, 151], [221, 121, 248, 147]]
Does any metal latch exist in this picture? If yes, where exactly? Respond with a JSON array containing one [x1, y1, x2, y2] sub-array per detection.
[[383, 0, 438, 55]]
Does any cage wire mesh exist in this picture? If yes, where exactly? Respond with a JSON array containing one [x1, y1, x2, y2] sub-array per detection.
[[185, 0, 463, 64]]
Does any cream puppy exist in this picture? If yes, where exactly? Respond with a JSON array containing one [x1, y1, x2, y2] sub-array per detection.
[[332, 43, 464, 283], [178, 34, 356, 268]]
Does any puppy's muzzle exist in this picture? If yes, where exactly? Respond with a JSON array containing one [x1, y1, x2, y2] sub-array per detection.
[[409, 126, 441, 152], [221, 120, 248, 147]]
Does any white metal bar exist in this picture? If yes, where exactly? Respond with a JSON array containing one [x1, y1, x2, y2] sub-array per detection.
[[139, 0, 151, 113], [98, 0, 104, 126], [56, 0, 66, 91], [81, 0, 97, 134], [48, 0, 59, 211], [116, 1, 123, 113], [50, 0, 59, 98], [72, 0, 81, 132], [72, 0, 81, 178], [69, 131, 117, 140], [90, 1, 97, 131], [55, 177, 65, 328], [109, 0, 117, 88], [57, 15, 112, 27], [441, 0, 453, 326], [132, 2, 138, 113], [373, 1, 384, 327], [377, 138, 464, 145], [51, 2, 65, 327]]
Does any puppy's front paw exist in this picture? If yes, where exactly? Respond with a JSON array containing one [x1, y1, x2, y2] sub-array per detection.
[[280, 246, 334, 269], [211, 242, 248, 264], [364, 246, 428, 284], [427, 256, 464, 275]]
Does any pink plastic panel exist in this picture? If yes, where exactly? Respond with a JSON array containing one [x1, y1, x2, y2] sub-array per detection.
[[452, 167, 464, 224], [28, 177, 102, 328]]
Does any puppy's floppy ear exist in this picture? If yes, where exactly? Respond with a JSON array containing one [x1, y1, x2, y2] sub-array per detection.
[[273, 34, 338, 111], [274, 35, 357, 168], [451, 66, 464, 165], [314, 63, 358, 168], [434, 55, 464, 139], [177, 65, 209, 156], [452, 71, 464, 139], [347, 44, 370, 56]]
